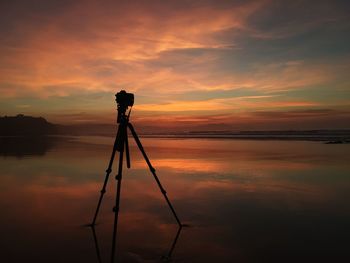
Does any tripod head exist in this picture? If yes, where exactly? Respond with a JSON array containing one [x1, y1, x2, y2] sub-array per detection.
[[115, 90, 134, 123]]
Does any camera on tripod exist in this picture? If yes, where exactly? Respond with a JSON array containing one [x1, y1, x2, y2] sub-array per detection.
[[91, 90, 182, 262], [115, 90, 134, 108], [115, 90, 134, 123]]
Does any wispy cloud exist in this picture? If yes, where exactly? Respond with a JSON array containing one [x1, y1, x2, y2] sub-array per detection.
[[0, 0, 349, 129]]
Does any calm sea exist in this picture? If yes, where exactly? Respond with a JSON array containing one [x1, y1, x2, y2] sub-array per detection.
[[0, 136, 349, 262]]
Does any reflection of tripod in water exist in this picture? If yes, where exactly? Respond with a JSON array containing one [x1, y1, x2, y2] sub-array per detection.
[[90, 90, 182, 262], [90, 225, 183, 263]]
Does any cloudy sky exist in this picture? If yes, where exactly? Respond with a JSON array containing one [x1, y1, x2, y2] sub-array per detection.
[[0, 0, 349, 131]]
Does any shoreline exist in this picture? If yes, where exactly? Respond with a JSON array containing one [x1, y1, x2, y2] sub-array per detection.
[[1, 134, 350, 143]]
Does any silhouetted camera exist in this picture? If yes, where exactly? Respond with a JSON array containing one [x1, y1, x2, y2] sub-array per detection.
[[115, 90, 134, 109], [115, 90, 134, 123]]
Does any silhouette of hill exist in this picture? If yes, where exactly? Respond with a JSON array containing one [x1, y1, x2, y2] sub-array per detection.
[[0, 114, 117, 136], [0, 114, 56, 136]]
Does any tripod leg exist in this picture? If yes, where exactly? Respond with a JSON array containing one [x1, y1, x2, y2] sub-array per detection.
[[125, 129, 131, 168], [127, 123, 182, 227], [111, 126, 126, 263], [91, 135, 119, 226]]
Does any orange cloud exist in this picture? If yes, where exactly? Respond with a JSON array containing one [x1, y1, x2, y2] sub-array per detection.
[[1, 0, 300, 99], [0, 0, 349, 130]]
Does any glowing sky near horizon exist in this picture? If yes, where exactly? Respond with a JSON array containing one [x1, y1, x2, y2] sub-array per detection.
[[0, 0, 349, 131]]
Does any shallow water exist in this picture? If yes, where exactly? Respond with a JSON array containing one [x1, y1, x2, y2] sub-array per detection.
[[0, 136, 349, 262]]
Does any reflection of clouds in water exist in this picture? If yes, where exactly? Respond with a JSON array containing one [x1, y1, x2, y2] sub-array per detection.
[[133, 158, 227, 172], [0, 138, 349, 262]]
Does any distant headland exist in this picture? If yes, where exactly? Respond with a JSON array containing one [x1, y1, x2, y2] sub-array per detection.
[[0, 114, 56, 136], [0, 114, 118, 136]]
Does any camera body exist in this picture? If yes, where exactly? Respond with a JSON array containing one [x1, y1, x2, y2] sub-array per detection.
[[115, 90, 134, 108], [115, 90, 134, 123]]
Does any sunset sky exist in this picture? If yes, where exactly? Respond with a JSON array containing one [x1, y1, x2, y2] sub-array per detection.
[[0, 0, 349, 131]]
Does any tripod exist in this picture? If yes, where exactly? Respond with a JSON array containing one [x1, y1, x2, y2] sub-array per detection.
[[90, 92, 182, 262]]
